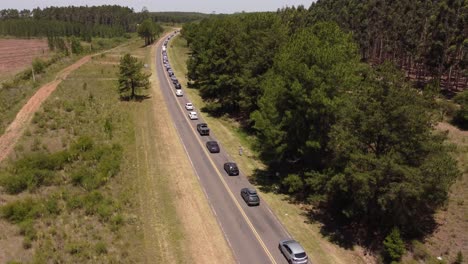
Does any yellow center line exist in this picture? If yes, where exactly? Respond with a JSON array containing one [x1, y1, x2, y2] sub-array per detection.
[[158, 33, 277, 264]]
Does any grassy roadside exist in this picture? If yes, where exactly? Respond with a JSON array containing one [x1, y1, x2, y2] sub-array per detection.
[[0, 31, 234, 263], [168, 34, 368, 264], [0, 37, 144, 263]]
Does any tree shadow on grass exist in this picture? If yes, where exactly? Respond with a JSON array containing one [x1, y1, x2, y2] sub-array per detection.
[[301, 207, 360, 250], [250, 168, 282, 194], [119, 94, 152, 102]]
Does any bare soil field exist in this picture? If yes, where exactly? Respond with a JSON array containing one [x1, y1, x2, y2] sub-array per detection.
[[0, 39, 49, 78]]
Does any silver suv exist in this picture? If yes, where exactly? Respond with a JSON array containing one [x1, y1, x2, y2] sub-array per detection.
[[279, 239, 308, 264]]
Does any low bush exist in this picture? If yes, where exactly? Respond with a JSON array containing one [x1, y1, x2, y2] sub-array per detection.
[[82, 191, 115, 221], [452, 106, 468, 130], [1, 198, 43, 223], [32, 58, 46, 74], [43, 195, 61, 216], [383, 228, 406, 263], [110, 214, 124, 232], [0, 151, 71, 194], [71, 166, 105, 190], [411, 240, 431, 261], [18, 219, 37, 241], [65, 242, 86, 255], [95, 241, 108, 255]]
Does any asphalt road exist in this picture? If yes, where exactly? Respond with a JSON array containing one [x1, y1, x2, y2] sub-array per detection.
[[156, 32, 292, 264]]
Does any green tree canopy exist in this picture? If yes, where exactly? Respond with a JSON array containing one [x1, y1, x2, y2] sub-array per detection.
[[323, 63, 460, 235], [137, 19, 163, 46], [251, 22, 362, 170], [118, 54, 150, 100]]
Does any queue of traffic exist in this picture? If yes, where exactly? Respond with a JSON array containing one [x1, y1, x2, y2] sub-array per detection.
[[162, 31, 309, 264]]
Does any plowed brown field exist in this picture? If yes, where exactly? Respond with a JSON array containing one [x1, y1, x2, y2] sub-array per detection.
[[0, 39, 49, 78]]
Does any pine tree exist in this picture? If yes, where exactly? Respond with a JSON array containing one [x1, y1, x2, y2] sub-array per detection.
[[118, 54, 150, 100]]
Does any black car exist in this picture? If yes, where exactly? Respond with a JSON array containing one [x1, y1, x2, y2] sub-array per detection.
[[206, 141, 220, 153], [174, 83, 182, 89], [223, 162, 239, 176], [240, 188, 260, 206], [168, 70, 174, 76], [170, 76, 178, 84]]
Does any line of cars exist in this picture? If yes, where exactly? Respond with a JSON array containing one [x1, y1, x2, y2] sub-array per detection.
[[162, 32, 309, 264]]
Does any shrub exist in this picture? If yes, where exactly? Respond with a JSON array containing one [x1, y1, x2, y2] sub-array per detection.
[[65, 194, 83, 210], [411, 240, 431, 261], [32, 58, 46, 74], [71, 136, 94, 154], [95, 241, 108, 255], [453, 91, 468, 105], [383, 228, 406, 263], [82, 191, 115, 221], [0, 171, 28, 194], [22, 236, 32, 249], [66, 242, 85, 255], [1, 198, 42, 223], [44, 196, 61, 215], [454, 251, 463, 264], [63, 101, 74, 112], [71, 166, 104, 190], [110, 214, 124, 232], [18, 219, 37, 241], [452, 106, 468, 130]]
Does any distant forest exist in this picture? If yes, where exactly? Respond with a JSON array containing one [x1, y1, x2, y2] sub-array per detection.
[[0, 6, 207, 38]]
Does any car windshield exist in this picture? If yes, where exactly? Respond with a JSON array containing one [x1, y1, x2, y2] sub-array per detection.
[[248, 189, 257, 195], [294, 252, 307, 258]]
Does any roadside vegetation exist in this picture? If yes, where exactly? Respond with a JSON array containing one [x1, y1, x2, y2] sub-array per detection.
[[0, 38, 145, 263], [180, 2, 467, 262]]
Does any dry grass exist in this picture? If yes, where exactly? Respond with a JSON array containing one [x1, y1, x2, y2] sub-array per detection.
[[422, 122, 468, 262], [168, 34, 368, 264]]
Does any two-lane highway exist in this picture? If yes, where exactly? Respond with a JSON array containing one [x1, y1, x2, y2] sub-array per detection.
[[156, 32, 292, 264]]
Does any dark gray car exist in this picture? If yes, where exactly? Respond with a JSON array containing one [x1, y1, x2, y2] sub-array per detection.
[[206, 141, 220, 153], [223, 162, 239, 176], [279, 239, 308, 264], [240, 188, 260, 206]]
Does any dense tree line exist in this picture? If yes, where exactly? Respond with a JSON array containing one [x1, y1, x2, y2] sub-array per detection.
[[0, 6, 207, 39], [295, 0, 467, 91], [182, 10, 460, 246], [0, 19, 125, 38], [149, 12, 210, 24]]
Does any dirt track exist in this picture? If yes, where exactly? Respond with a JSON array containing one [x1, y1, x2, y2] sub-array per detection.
[[0, 55, 91, 163]]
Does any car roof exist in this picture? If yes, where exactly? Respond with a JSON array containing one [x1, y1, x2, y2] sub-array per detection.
[[282, 240, 305, 254]]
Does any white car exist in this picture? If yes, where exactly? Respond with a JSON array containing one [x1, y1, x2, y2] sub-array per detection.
[[188, 111, 198, 120], [175, 90, 183, 97], [185, 102, 193, 110]]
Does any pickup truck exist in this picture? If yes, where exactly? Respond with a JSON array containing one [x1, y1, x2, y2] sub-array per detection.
[[197, 123, 210, 136]]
